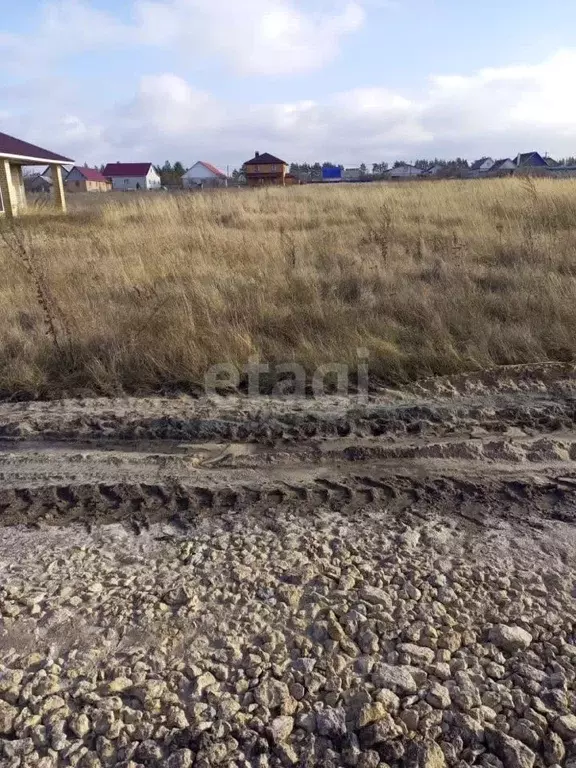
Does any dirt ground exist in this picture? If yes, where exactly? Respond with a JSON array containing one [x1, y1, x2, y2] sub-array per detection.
[[0, 364, 575, 767]]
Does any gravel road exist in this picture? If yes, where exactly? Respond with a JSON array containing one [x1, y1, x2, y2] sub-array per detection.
[[0, 364, 575, 768]]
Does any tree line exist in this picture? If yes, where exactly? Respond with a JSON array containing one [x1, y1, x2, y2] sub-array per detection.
[[153, 161, 186, 187]]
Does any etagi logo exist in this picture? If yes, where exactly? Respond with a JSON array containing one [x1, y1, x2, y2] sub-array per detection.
[[204, 348, 370, 400]]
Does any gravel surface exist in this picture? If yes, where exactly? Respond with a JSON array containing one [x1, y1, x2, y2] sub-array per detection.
[[0, 366, 574, 768]]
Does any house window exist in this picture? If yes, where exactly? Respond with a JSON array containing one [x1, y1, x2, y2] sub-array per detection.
[[124, 179, 129, 186], [271, 165, 277, 171], [76, 180, 80, 187]]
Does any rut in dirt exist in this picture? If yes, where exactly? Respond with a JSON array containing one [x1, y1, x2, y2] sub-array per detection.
[[1, 365, 576, 528]]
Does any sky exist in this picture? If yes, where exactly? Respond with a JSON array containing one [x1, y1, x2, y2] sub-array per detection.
[[2, 0, 576, 169]]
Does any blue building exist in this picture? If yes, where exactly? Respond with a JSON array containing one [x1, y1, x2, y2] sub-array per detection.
[[322, 167, 342, 182]]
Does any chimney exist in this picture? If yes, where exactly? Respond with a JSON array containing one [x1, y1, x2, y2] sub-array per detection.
[[255, 151, 260, 158]]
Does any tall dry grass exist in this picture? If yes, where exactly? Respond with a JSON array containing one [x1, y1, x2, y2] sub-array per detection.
[[3, 178, 576, 398]]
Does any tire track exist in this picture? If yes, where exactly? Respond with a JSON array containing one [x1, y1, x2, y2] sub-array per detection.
[[0, 463, 574, 528], [1, 389, 576, 444], [1, 370, 576, 529]]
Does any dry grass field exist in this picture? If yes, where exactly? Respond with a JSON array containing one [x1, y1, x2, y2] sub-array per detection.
[[2, 177, 576, 398]]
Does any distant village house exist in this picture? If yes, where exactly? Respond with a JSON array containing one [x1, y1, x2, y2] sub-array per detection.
[[182, 161, 227, 189], [388, 163, 423, 179], [65, 166, 111, 192], [102, 162, 161, 191], [514, 152, 556, 170], [469, 157, 495, 177], [343, 168, 362, 181], [243, 152, 296, 187], [24, 173, 53, 194], [488, 159, 516, 175], [42, 165, 72, 181]]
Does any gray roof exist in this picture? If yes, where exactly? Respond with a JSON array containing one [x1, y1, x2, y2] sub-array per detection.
[[25, 173, 53, 188], [470, 157, 493, 171], [516, 152, 558, 167], [490, 158, 513, 172]]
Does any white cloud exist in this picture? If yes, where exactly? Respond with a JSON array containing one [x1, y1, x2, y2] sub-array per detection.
[[118, 49, 576, 164], [42, 0, 131, 49], [0, 1, 132, 73], [4, 45, 576, 167], [419, 49, 576, 155], [3, 0, 365, 77], [114, 74, 223, 138], [135, 0, 365, 75]]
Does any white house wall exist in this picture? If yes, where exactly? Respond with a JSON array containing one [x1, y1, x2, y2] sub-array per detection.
[[184, 164, 215, 180], [110, 173, 160, 191], [147, 170, 161, 189], [183, 164, 226, 188], [389, 167, 422, 178]]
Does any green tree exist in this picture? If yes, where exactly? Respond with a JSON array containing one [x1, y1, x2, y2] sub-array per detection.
[[156, 161, 187, 187], [372, 162, 389, 176]]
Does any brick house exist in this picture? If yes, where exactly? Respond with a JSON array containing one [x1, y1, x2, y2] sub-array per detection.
[[243, 152, 289, 187]]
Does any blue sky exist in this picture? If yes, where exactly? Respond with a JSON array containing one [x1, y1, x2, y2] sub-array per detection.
[[2, 0, 576, 168]]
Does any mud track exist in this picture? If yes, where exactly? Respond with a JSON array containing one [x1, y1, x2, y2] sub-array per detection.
[[1, 363, 576, 529]]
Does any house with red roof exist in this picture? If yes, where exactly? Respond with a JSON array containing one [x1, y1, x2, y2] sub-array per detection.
[[65, 166, 111, 193], [102, 162, 161, 191], [0, 130, 72, 217], [182, 161, 228, 189]]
